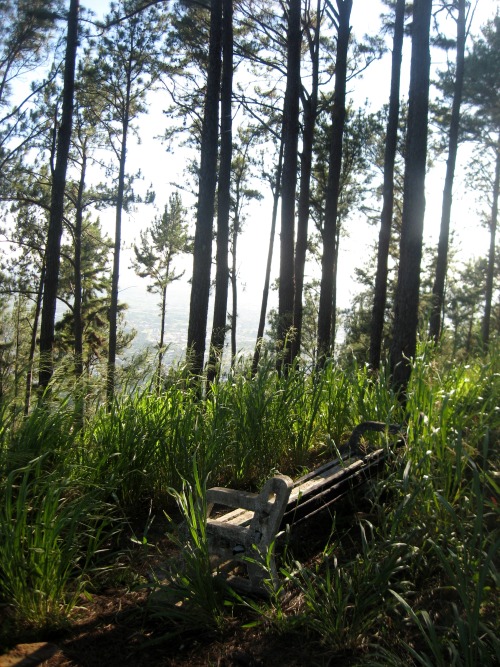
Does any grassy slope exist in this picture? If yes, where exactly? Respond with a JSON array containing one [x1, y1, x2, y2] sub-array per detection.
[[0, 345, 498, 665]]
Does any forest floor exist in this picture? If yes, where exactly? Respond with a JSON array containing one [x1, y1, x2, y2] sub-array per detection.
[[1, 589, 314, 667], [0, 508, 354, 667]]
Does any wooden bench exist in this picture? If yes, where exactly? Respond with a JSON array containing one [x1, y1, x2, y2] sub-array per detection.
[[205, 421, 404, 595]]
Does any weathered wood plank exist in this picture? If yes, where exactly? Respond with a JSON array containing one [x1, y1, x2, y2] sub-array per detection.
[[204, 422, 404, 595]]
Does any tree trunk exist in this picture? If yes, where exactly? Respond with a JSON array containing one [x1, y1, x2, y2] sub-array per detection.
[[207, 0, 233, 384], [231, 208, 239, 364], [157, 280, 167, 391], [187, 0, 223, 377], [25, 263, 45, 414], [330, 223, 340, 352], [481, 135, 500, 349], [369, 0, 405, 369], [73, 143, 86, 428], [277, 0, 301, 370], [252, 139, 284, 375], [390, 0, 432, 394], [230, 179, 241, 368], [74, 145, 87, 381], [316, 0, 352, 367], [38, 0, 79, 391], [14, 298, 21, 400], [429, 0, 466, 342], [291, 0, 321, 362], [106, 100, 130, 405], [466, 308, 475, 355]]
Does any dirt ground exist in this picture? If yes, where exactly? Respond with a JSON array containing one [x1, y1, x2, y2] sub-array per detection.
[[0, 511, 352, 667]]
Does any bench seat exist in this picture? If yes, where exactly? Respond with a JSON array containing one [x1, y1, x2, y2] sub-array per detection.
[[205, 421, 403, 595]]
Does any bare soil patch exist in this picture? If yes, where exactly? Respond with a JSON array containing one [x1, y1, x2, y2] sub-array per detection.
[[0, 501, 363, 667]]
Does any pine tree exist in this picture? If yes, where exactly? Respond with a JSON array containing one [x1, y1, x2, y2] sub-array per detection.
[[276, 0, 301, 370], [39, 0, 79, 391], [390, 0, 432, 394], [207, 0, 234, 384], [291, 0, 323, 363], [428, 0, 469, 342], [369, 0, 406, 369], [460, 15, 500, 350], [132, 193, 190, 388], [186, 0, 223, 377], [55, 218, 113, 376], [316, 0, 353, 366], [0, 0, 58, 185], [86, 0, 166, 402]]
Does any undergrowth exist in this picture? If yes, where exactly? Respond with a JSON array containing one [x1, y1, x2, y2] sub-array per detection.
[[0, 344, 498, 664]]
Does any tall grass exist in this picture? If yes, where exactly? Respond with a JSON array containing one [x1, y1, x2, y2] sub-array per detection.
[[221, 346, 498, 664], [0, 342, 497, 658], [12, 353, 402, 508], [402, 448, 499, 666], [80, 369, 224, 508], [3, 398, 79, 473], [206, 358, 326, 484], [146, 462, 229, 640], [0, 456, 120, 633], [283, 528, 412, 654]]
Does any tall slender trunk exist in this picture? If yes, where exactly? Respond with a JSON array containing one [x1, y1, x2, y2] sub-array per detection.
[[277, 0, 301, 370], [369, 0, 405, 369], [14, 298, 21, 400], [466, 308, 475, 356], [231, 209, 239, 363], [252, 139, 284, 375], [74, 145, 87, 380], [207, 0, 233, 384], [291, 0, 321, 362], [228, 150, 248, 365], [106, 105, 130, 405], [187, 0, 223, 376], [25, 264, 45, 414], [390, 0, 432, 394], [330, 224, 340, 351], [157, 280, 168, 390], [39, 0, 79, 390], [316, 0, 352, 367], [481, 136, 500, 349], [73, 143, 86, 428], [429, 0, 466, 342]]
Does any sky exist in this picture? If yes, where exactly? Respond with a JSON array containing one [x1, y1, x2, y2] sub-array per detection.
[[55, 1, 500, 359]]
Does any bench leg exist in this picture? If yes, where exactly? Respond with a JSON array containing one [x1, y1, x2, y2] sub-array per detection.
[[246, 544, 280, 596]]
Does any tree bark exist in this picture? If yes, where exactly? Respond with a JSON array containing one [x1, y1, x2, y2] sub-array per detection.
[[230, 177, 242, 365], [481, 135, 500, 349], [390, 0, 432, 394], [187, 0, 223, 376], [106, 92, 130, 405], [157, 279, 167, 390], [330, 223, 340, 352], [429, 0, 466, 342], [291, 0, 321, 363], [369, 0, 405, 369], [207, 0, 233, 384], [316, 0, 352, 367], [38, 0, 79, 390], [25, 264, 45, 415], [73, 142, 86, 428], [231, 214, 238, 364], [74, 144, 87, 381], [252, 138, 284, 375], [277, 0, 301, 370]]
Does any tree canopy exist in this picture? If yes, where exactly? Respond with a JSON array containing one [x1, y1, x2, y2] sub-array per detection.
[[0, 0, 497, 407]]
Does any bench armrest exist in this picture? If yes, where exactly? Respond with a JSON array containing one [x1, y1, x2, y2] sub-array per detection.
[[207, 487, 261, 512]]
